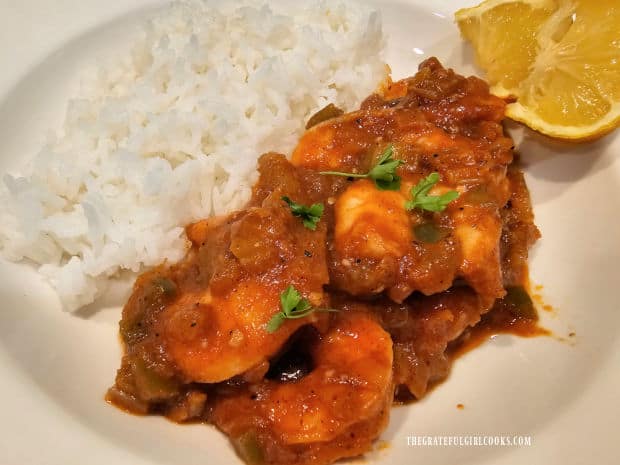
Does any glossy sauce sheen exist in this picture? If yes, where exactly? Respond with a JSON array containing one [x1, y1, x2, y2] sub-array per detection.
[[108, 58, 542, 465]]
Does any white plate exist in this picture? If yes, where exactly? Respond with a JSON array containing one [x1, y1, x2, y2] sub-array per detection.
[[1, 1, 619, 464]]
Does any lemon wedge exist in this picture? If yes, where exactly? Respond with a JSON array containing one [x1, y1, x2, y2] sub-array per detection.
[[456, 0, 620, 141]]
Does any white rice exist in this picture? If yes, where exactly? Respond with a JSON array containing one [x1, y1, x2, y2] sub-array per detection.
[[0, 0, 386, 311]]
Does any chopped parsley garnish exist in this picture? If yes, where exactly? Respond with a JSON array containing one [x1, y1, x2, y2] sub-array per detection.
[[282, 196, 324, 230], [405, 172, 459, 212], [319, 144, 404, 190], [266, 285, 336, 333]]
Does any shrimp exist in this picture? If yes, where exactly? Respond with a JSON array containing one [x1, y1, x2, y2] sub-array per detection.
[[157, 273, 326, 384], [292, 58, 512, 306], [162, 161, 331, 383], [334, 179, 411, 262], [210, 310, 393, 465], [112, 154, 331, 405]]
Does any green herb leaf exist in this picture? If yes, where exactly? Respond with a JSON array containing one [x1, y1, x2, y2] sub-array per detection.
[[282, 197, 324, 230], [265, 313, 286, 334], [405, 172, 459, 212], [367, 145, 404, 190], [279, 285, 304, 314], [267, 285, 337, 333], [319, 144, 404, 191]]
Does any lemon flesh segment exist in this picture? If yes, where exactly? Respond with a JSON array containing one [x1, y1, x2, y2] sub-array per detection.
[[456, 0, 556, 97], [519, 0, 620, 128]]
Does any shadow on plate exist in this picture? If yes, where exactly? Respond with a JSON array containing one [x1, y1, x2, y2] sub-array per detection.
[[510, 120, 615, 180]]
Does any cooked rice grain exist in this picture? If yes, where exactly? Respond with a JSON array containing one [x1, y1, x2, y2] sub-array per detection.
[[0, 0, 386, 311]]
